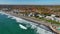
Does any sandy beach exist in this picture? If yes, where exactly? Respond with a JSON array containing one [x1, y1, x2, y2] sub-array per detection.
[[1, 11, 59, 34]]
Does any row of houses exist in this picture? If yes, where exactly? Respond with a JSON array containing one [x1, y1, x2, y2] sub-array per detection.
[[1, 7, 60, 16], [1, 7, 60, 23], [28, 13, 60, 22], [11, 9, 60, 23]]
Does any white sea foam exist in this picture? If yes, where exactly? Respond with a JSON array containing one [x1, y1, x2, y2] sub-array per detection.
[[36, 27, 54, 34], [7, 15, 55, 34], [0, 12, 10, 16], [0, 11, 55, 34], [11, 16, 25, 23], [0, 12, 5, 14], [19, 24, 27, 29]]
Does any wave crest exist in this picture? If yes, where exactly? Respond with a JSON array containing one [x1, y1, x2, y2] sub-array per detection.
[[0, 12, 55, 34]]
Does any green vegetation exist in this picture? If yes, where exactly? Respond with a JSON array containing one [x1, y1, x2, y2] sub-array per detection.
[[46, 19, 60, 24], [36, 17, 60, 25]]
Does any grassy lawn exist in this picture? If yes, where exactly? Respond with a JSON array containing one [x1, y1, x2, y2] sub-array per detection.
[[46, 19, 60, 24], [38, 17, 60, 25]]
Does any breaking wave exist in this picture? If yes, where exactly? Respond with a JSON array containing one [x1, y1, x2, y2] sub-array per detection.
[[0, 11, 55, 34], [19, 24, 27, 29]]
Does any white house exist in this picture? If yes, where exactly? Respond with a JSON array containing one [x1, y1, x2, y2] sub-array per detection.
[[45, 14, 56, 20], [55, 17, 60, 22], [45, 16, 55, 20], [38, 14, 44, 18], [51, 14, 56, 17]]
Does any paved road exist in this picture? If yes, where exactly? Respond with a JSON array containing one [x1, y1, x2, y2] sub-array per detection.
[[3, 11, 59, 34]]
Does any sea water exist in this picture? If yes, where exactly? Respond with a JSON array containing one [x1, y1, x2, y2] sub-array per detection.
[[0, 12, 55, 34]]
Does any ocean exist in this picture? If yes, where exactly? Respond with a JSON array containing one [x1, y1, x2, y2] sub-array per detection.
[[0, 12, 55, 34]]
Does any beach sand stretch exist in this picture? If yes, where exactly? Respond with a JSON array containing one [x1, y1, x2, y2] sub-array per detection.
[[0, 11, 60, 34]]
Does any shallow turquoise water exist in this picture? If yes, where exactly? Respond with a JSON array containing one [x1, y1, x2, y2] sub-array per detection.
[[0, 12, 55, 34], [0, 14, 36, 34]]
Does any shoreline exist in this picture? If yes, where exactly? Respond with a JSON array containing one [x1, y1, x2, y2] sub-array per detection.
[[2, 11, 59, 34]]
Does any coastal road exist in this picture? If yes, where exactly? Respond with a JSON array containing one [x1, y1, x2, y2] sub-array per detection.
[[3, 11, 59, 34]]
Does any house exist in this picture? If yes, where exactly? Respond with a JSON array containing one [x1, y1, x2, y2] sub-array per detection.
[[38, 14, 45, 18], [45, 16, 55, 20], [55, 17, 60, 22]]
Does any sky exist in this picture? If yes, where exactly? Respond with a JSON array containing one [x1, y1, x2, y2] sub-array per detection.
[[0, 0, 60, 5]]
